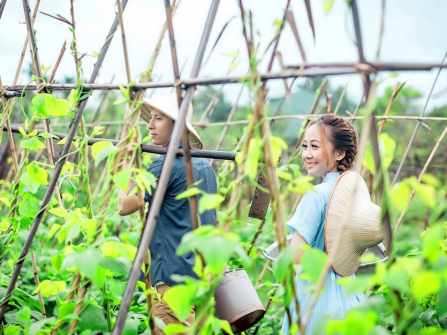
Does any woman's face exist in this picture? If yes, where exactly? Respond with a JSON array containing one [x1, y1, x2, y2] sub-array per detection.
[[301, 124, 339, 177], [147, 110, 174, 147]]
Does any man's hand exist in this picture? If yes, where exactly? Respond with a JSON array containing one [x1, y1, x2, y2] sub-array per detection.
[[118, 191, 144, 216]]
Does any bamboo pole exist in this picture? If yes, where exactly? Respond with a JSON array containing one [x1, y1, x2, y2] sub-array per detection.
[[164, 0, 199, 229], [5, 61, 447, 93]]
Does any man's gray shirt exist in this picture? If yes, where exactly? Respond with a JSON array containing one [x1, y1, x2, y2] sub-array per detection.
[[144, 156, 217, 286]]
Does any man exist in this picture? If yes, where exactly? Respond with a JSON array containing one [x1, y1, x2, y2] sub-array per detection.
[[118, 93, 217, 333]]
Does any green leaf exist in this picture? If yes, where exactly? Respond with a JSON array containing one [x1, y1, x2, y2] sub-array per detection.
[[337, 275, 372, 294], [323, 0, 336, 13], [4, 325, 21, 335], [300, 247, 328, 283], [134, 168, 157, 193], [164, 284, 197, 321], [219, 320, 234, 335], [91, 140, 116, 166], [47, 96, 71, 117], [123, 317, 139, 335], [30, 318, 55, 335], [31, 93, 49, 118], [178, 226, 240, 274], [20, 162, 49, 192], [289, 175, 314, 195], [36, 280, 66, 297], [326, 310, 377, 335], [77, 303, 108, 332], [383, 266, 410, 294], [22, 137, 45, 152], [422, 224, 444, 263], [18, 193, 40, 218], [80, 218, 97, 243], [199, 193, 224, 213], [113, 169, 131, 191], [272, 246, 294, 282], [100, 240, 136, 260], [245, 137, 262, 180], [58, 301, 76, 319], [49, 207, 68, 218], [414, 183, 436, 209], [176, 187, 201, 200], [100, 257, 129, 276], [363, 133, 396, 174], [270, 136, 287, 166], [63, 248, 106, 287], [31, 93, 71, 119], [163, 323, 188, 335], [390, 179, 412, 212], [412, 271, 441, 301]]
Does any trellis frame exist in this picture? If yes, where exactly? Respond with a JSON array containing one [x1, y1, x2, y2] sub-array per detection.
[[0, 0, 446, 333]]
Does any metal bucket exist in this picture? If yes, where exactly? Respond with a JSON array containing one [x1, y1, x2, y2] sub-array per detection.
[[215, 269, 265, 333]]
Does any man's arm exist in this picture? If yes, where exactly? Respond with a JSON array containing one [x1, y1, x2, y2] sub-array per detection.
[[118, 183, 144, 216]]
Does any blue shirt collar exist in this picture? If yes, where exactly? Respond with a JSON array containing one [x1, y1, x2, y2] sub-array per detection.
[[323, 171, 340, 183]]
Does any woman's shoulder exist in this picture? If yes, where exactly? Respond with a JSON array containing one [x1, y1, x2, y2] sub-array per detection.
[[308, 171, 341, 203]]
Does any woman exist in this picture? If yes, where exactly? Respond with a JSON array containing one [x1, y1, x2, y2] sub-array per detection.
[[282, 115, 364, 334]]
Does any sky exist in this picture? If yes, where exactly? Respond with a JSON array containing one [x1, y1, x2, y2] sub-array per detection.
[[1, 0, 447, 110]]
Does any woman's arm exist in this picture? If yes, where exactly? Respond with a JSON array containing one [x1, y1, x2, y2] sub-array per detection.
[[290, 233, 307, 264]]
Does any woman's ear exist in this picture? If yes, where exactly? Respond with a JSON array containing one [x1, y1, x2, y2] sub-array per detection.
[[335, 150, 346, 162]]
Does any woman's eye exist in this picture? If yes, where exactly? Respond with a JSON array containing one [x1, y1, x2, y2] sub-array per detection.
[[311, 144, 319, 149], [301, 144, 307, 150]]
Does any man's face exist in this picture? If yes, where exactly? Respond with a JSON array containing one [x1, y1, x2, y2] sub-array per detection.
[[147, 110, 174, 147]]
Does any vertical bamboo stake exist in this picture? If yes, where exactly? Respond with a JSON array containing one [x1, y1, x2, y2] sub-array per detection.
[[164, 0, 199, 229]]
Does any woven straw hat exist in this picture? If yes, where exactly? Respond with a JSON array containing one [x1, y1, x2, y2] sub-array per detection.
[[324, 170, 384, 276], [140, 93, 203, 149]]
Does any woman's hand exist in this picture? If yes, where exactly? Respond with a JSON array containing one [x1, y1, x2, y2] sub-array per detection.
[[290, 233, 307, 264]]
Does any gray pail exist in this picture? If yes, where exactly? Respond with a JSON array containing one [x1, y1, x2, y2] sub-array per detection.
[[215, 269, 265, 333]]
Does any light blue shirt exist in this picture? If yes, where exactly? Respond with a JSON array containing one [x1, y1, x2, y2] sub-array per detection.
[[282, 171, 364, 334]]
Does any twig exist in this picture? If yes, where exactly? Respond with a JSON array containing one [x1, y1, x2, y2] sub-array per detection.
[[116, 0, 132, 82], [286, 9, 307, 63], [377, 82, 405, 133], [392, 52, 447, 184], [333, 81, 349, 115], [31, 252, 46, 317], [39, 10, 72, 26], [0, 0, 7, 20], [303, 0, 316, 41], [375, 0, 386, 60], [215, 85, 244, 150]]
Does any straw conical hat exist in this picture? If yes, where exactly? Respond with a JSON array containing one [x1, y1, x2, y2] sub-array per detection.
[[324, 170, 384, 276], [140, 93, 203, 149]]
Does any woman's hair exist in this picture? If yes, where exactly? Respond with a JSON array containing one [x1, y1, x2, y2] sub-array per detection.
[[309, 115, 358, 171]]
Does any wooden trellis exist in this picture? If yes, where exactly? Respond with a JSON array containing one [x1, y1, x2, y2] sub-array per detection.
[[0, 0, 446, 334]]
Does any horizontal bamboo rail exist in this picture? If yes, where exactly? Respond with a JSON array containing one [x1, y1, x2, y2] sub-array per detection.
[[2, 62, 447, 95]]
